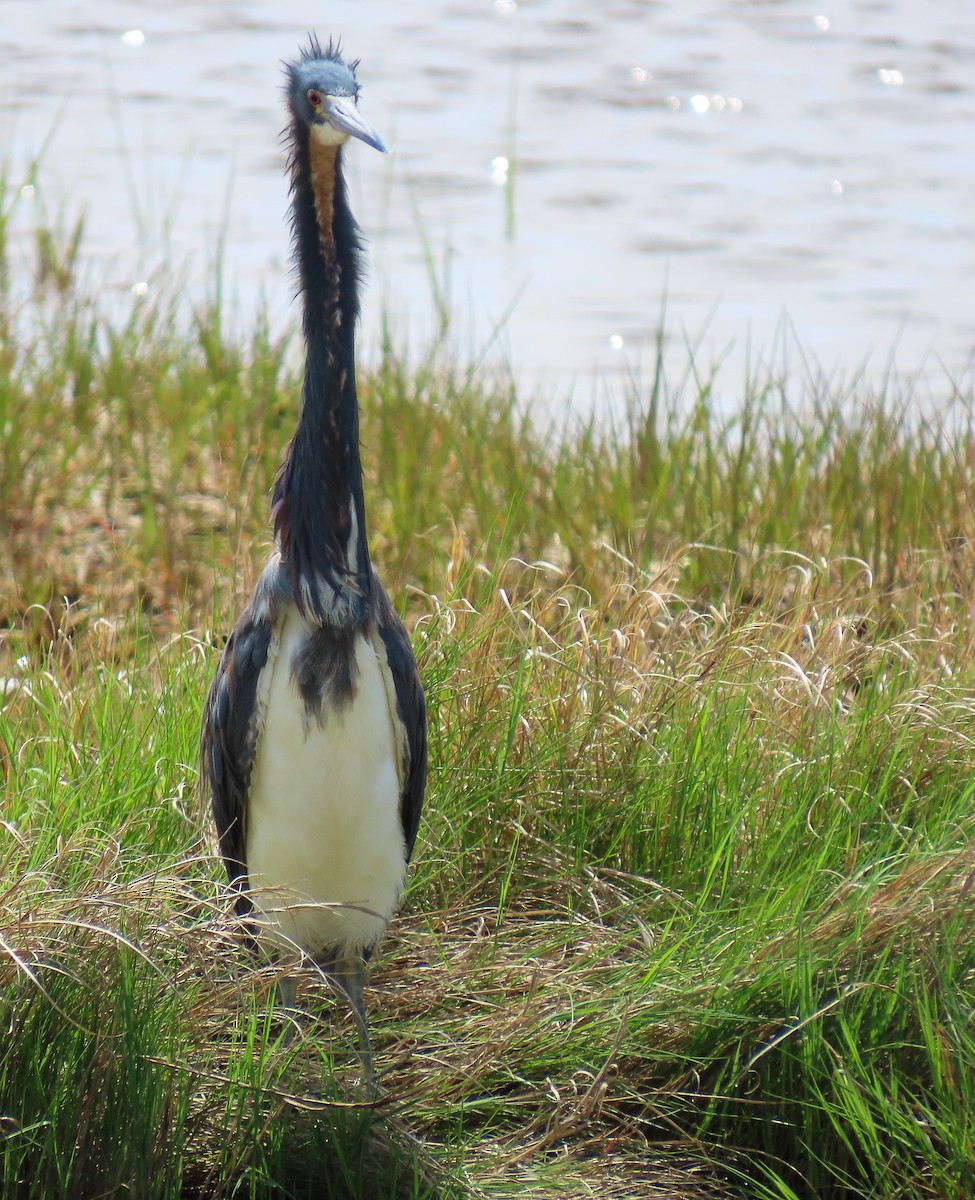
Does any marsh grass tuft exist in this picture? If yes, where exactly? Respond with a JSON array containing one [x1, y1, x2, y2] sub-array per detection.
[[1, 207, 974, 1197]]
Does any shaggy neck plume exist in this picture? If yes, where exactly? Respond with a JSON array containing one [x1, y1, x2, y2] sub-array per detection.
[[272, 130, 371, 628]]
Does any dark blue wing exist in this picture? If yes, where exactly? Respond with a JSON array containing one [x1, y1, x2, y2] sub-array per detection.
[[374, 583, 427, 861], [201, 574, 282, 916]]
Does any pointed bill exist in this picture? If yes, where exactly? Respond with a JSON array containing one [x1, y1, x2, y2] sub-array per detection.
[[324, 95, 388, 154]]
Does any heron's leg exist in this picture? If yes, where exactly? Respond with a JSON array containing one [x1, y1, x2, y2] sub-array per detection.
[[277, 973, 298, 1010], [320, 952, 376, 1094], [275, 971, 300, 1043]]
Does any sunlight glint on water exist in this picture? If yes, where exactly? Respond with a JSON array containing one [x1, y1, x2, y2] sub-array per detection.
[[2, 0, 974, 406]]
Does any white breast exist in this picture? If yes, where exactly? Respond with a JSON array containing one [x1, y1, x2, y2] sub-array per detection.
[[246, 605, 407, 959]]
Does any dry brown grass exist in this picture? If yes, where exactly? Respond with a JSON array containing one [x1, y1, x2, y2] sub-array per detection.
[[2, 273, 975, 1194]]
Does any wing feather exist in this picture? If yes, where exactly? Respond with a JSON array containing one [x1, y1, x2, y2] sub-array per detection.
[[373, 584, 427, 860], [201, 566, 285, 916]]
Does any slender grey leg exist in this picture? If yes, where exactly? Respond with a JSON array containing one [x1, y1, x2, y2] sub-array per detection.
[[277, 973, 298, 1010], [319, 953, 376, 1094], [276, 971, 299, 1043]]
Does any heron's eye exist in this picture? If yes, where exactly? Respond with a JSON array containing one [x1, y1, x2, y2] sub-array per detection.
[[307, 89, 323, 108]]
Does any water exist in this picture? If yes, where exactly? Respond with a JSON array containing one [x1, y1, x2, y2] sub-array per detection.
[[3, 0, 974, 406]]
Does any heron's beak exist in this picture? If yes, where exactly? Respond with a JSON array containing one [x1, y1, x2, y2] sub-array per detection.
[[324, 96, 388, 154]]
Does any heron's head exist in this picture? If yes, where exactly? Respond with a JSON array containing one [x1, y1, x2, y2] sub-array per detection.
[[286, 40, 387, 154]]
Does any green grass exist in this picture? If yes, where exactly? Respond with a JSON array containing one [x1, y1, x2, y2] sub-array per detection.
[[1, 204, 974, 1198]]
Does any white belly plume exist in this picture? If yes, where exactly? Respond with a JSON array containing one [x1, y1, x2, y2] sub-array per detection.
[[246, 606, 407, 958]]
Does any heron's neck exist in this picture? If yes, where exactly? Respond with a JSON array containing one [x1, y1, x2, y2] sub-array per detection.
[[273, 138, 372, 627]]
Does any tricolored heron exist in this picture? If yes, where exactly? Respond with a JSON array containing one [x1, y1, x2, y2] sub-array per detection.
[[201, 38, 427, 1088]]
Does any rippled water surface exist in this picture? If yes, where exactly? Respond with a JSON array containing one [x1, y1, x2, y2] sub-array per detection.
[[3, 1, 974, 403]]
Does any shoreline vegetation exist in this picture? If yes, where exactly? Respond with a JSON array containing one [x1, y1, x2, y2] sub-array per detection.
[[1, 212, 974, 1198]]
